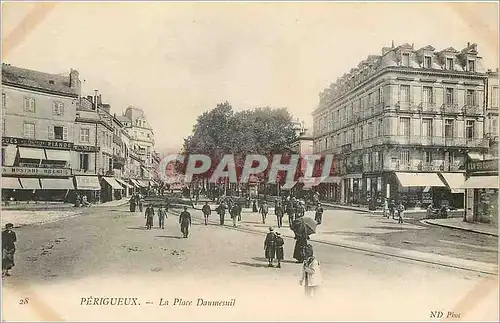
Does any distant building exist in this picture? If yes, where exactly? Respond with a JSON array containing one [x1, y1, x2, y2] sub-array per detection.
[[485, 69, 499, 157]]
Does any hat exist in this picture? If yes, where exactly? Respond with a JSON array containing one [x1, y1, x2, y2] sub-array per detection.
[[5, 223, 14, 229], [275, 232, 281, 236], [269, 227, 274, 231]]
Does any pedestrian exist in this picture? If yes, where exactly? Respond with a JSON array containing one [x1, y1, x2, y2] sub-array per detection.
[[275, 202, 284, 228], [216, 202, 227, 225], [260, 201, 269, 224], [179, 206, 192, 238], [314, 203, 324, 225], [293, 230, 309, 263], [157, 204, 167, 229], [440, 205, 448, 219], [202, 202, 211, 225], [426, 204, 434, 219], [275, 232, 284, 268], [230, 204, 239, 228], [296, 202, 305, 218], [138, 195, 144, 212], [389, 199, 395, 219], [129, 194, 136, 212], [383, 198, 389, 218], [2, 223, 17, 277], [252, 199, 258, 213], [264, 227, 276, 267], [286, 200, 295, 227], [397, 202, 405, 224], [145, 204, 155, 229], [299, 244, 323, 298]]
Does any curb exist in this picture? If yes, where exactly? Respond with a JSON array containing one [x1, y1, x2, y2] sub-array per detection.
[[170, 206, 498, 276], [421, 219, 499, 237]]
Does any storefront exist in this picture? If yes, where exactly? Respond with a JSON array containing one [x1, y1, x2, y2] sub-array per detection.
[[74, 175, 101, 203], [101, 177, 124, 202], [462, 159, 498, 226], [116, 178, 133, 197], [437, 173, 466, 209], [387, 172, 446, 208]]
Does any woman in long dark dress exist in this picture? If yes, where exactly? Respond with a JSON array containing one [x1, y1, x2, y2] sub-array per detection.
[[293, 234, 309, 263], [130, 195, 136, 212], [252, 200, 258, 213], [2, 223, 17, 277]]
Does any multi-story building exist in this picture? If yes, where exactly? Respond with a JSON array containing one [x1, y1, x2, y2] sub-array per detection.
[[121, 106, 155, 181], [312, 42, 489, 208], [2, 64, 80, 201], [485, 69, 499, 157]]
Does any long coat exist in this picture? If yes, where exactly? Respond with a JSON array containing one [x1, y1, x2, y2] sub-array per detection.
[[301, 256, 323, 287], [293, 234, 308, 262], [275, 236, 284, 260], [264, 232, 276, 259]]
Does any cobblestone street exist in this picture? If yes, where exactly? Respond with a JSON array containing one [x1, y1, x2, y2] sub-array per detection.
[[2, 205, 498, 321]]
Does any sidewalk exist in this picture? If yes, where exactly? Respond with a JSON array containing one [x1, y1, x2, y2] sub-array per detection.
[[422, 218, 499, 237]]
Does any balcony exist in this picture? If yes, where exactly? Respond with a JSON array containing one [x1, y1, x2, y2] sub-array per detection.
[[418, 102, 438, 113], [465, 138, 489, 148], [395, 101, 413, 112], [346, 164, 363, 174], [439, 103, 459, 114], [462, 105, 483, 116]]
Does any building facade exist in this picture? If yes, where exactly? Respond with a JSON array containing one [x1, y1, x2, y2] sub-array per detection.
[[485, 69, 499, 157], [2, 64, 80, 201], [312, 43, 489, 208]]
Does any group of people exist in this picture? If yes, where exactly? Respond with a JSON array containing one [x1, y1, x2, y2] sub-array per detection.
[[383, 199, 405, 224], [263, 226, 322, 297], [274, 196, 324, 228], [74, 193, 91, 207], [209, 200, 243, 227], [129, 193, 144, 212]]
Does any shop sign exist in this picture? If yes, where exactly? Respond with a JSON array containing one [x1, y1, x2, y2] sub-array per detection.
[[2, 166, 71, 177], [74, 145, 100, 152], [466, 160, 498, 172], [2, 136, 74, 149]]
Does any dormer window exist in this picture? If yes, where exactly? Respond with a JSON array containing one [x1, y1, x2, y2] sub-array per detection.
[[402, 53, 410, 67], [446, 57, 454, 70], [424, 56, 432, 68], [468, 59, 475, 72]]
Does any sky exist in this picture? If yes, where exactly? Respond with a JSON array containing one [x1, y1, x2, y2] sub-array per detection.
[[2, 2, 499, 154]]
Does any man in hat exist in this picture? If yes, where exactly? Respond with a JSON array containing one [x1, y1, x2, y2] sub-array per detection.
[[202, 201, 211, 225], [315, 203, 324, 225], [259, 201, 269, 224], [179, 206, 192, 238], [263, 227, 277, 267], [157, 204, 167, 229], [145, 204, 155, 230], [2, 223, 17, 277], [275, 202, 284, 228], [275, 232, 285, 268]]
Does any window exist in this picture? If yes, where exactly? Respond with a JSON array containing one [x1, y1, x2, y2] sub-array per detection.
[[54, 126, 64, 140], [491, 118, 498, 136], [446, 57, 454, 70], [360, 126, 364, 141], [444, 119, 454, 138], [80, 128, 90, 143], [468, 59, 475, 72], [79, 153, 89, 171], [53, 102, 64, 115], [108, 157, 113, 171], [402, 53, 410, 67], [351, 129, 356, 143], [424, 151, 432, 164], [23, 122, 35, 138], [445, 88, 454, 105], [367, 122, 373, 139], [400, 150, 410, 164], [465, 120, 475, 139], [491, 86, 498, 107], [466, 89, 476, 106], [424, 56, 432, 68], [423, 86, 434, 104], [399, 117, 410, 136], [400, 85, 410, 102], [23, 97, 35, 112], [368, 93, 373, 106], [1, 93, 5, 108], [422, 118, 433, 137], [378, 119, 383, 136], [446, 151, 455, 166], [378, 87, 383, 104]]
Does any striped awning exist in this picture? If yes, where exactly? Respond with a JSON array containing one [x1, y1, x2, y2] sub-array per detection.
[[2, 177, 22, 189], [19, 178, 41, 189]]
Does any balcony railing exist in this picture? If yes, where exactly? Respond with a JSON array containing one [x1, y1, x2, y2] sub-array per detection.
[[462, 105, 483, 116], [418, 102, 438, 113], [395, 101, 413, 111]]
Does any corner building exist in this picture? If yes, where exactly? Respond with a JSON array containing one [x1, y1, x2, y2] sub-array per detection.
[[312, 43, 489, 208]]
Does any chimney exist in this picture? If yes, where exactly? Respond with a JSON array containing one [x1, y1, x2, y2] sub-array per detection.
[[94, 90, 99, 110], [98, 94, 102, 106], [467, 42, 470, 47], [391, 40, 395, 48], [69, 69, 79, 88]]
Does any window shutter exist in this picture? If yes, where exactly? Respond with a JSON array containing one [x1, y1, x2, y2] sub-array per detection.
[[432, 87, 436, 105], [48, 126, 54, 140], [24, 97, 28, 111], [63, 126, 68, 141], [52, 102, 56, 115], [60, 103, 64, 115]]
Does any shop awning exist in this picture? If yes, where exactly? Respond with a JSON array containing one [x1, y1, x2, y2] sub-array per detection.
[[396, 172, 446, 187], [40, 178, 74, 190], [467, 152, 483, 160], [19, 178, 41, 189], [440, 173, 466, 194], [2, 177, 22, 189], [45, 149, 71, 161], [18, 147, 45, 160], [103, 177, 123, 190], [138, 180, 149, 187], [75, 176, 101, 190], [115, 178, 133, 188], [461, 176, 499, 189], [129, 179, 140, 187]]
